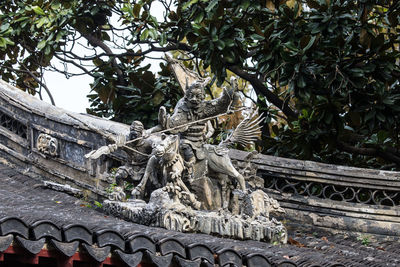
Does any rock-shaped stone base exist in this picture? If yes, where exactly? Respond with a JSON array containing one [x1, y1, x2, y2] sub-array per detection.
[[156, 209, 287, 243], [103, 198, 287, 244]]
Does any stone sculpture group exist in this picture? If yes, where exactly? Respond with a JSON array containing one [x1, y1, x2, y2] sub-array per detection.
[[88, 73, 287, 243]]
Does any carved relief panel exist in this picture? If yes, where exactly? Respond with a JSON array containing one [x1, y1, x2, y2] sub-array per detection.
[[36, 133, 58, 156]]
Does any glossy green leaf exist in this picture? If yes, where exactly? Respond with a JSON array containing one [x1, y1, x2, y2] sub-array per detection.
[[205, 0, 218, 13], [250, 34, 264, 41], [37, 39, 46, 50], [303, 35, 316, 51], [216, 40, 225, 50], [32, 5, 45, 16], [140, 29, 149, 40]]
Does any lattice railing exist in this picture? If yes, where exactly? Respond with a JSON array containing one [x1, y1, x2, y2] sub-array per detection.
[[0, 110, 27, 139], [259, 170, 400, 207]]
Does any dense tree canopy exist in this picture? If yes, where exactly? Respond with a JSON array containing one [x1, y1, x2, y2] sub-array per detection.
[[0, 0, 399, 169]]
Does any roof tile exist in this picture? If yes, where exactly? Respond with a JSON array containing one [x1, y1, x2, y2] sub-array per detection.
[[15, 236, 45, 255]]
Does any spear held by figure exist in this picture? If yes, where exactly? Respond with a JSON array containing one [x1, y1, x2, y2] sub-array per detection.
[[84, 55, 212, 160], [83, 55, 262, 160], [83, 107, 251, 160]]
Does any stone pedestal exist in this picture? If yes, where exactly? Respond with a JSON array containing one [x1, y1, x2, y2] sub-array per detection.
[[103, 190, 287, 244]]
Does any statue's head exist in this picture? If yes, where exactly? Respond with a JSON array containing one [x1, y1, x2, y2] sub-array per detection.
[[129, 120, 144, 140], [185, 77, 210, 108], [153, 134, 179, 160], [185, 82, 205, 108]]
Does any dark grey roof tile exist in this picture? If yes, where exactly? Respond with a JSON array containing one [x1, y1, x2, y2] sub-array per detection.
[[276, 260, 298, 267], [173, 255, 201, 267], [186, 243, 215, 264], [158, 237, 186, 257], [62, 224, 92, 244], [0, 217, 29, 238], [49, 239, 79, 257], [31, 220, 62, 241], [127, 234, 156, 253], [95, 229, 125, 250], [199, 260, 214, 267], [143, 250, 173, 267], [216, 248, 242, 267], [114, 250, 143, 267], [244, 253, 272, 267], [15, 236, 45, 255], [82, 242, 111, 262], [0, 234, 13, 252]]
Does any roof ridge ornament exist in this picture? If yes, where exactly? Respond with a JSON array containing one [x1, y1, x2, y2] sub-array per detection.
[[88, 57, 287, 243]]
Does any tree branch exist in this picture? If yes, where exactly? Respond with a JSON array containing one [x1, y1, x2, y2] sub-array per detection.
[[21, 64, 55, 106], [337, 141, 400, 165], [54, 54, 96, 77], [61, 42, 191, 61], [4, 64, 56, 106], [227, 65, 298, 119], [80, 32, 125, 86]]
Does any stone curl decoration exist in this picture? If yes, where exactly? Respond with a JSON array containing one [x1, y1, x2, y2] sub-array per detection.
[[37, 133, 59, 156]]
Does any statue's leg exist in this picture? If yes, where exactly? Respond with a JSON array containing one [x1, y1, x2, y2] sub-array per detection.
[[234, 172, 246, 192], [207, 152, 247, 192], [132, 156, 157, 198], [182, 144, 195, 165], [181, 144, 196, 182], [219, 174, 229, 210]]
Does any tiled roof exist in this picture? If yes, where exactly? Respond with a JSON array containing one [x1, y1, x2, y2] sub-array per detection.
[[0, 163, 399, 266]]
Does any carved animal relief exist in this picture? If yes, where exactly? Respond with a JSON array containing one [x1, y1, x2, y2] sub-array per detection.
[[37, 133, 58, 156]]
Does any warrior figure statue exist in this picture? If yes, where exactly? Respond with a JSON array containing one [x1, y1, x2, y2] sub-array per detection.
[[97, 71, 287, 243]]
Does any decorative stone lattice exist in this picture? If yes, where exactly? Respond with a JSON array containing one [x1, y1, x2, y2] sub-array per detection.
[[261, 170, 400, 207], [0, 110, 27, 139]]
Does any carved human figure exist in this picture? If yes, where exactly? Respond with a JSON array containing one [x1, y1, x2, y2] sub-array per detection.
[[156, 77, 247, 210], [131, 134, 173, 199], [159, 78, 233, 167], [114, 121, 153, 186], [132, 134, 201, 208]]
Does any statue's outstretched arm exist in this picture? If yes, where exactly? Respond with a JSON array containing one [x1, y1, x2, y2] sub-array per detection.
[[203, 77, 240, 117]]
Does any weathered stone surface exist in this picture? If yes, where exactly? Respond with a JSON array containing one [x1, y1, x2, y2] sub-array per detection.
[[96, 73, 286, 244], [104, 196, 287, 243]]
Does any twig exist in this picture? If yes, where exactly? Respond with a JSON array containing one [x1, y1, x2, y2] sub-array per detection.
[[19, 64, 56, 106]]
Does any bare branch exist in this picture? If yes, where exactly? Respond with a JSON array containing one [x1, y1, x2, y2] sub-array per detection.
[[80, 32, 125, 86], [337, 141, 400, 166], [228, 65, 298, 119], [54, 54, 96, 77]]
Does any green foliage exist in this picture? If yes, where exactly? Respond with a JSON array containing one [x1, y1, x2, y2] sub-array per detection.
[[94, 200, 103, 209], [105, 183, 117, 195], [256, 0, 400, 169], [357, 234, 371, 246], [0, 0, 400, 168]]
